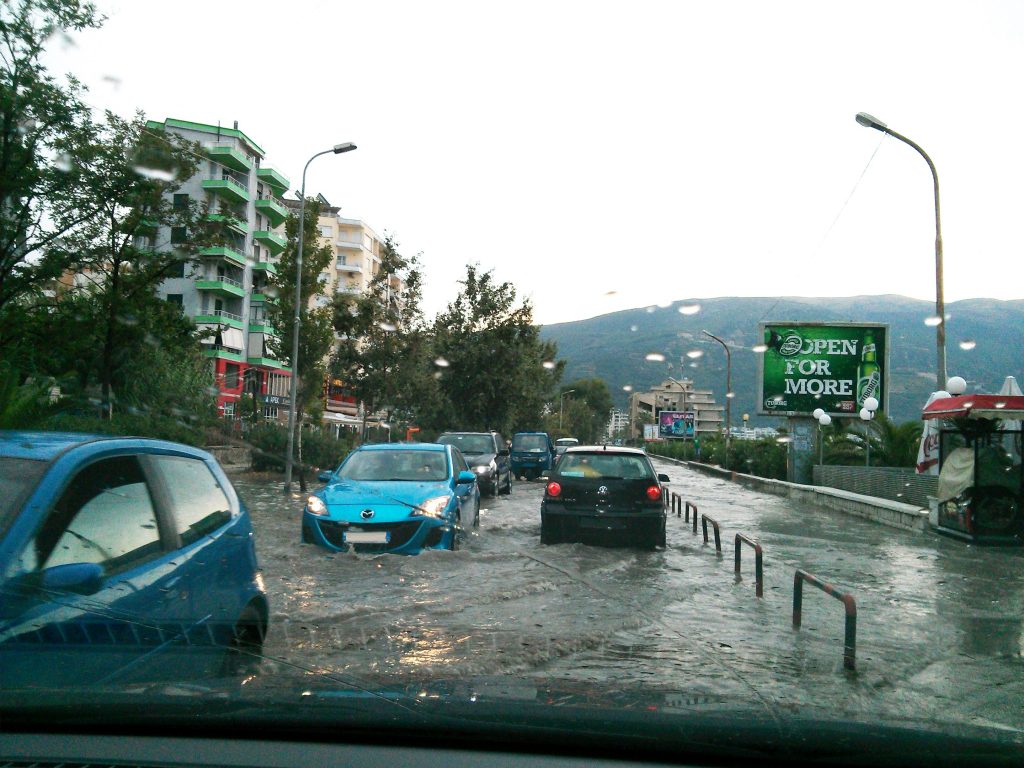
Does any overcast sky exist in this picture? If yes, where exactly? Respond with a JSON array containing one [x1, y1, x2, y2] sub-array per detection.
[[45, 0, 1024, 325]]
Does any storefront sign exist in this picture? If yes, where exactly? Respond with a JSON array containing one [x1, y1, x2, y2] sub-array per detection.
[[259, 393, 291, 407]]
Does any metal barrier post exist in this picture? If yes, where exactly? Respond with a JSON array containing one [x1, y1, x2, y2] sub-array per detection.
[[734, 533, 763, 597], [700, 513, 721, 553], [685, 502, 698, 532], [792, 569, 857, 671]]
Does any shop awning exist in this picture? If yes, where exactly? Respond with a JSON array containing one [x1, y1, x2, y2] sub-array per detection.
[[922, 394, 1024, 421]]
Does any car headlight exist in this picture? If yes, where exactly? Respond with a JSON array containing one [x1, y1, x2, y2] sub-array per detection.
[[306, 495, 327, 515], [411, 495, 451, 519]]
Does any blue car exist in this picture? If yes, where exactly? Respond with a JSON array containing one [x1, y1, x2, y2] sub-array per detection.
[[302, 443, 480, 555], [0, 431, 268, 689]]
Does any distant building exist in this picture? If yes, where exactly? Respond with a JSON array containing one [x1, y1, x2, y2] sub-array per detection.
[[606, 408, 630, 441], [628, 378, 724, 440]]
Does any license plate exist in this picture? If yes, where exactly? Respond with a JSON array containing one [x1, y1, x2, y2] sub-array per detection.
[[344, 531, 390, 543]]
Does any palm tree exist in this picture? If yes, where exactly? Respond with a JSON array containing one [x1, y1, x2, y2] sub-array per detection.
[[822, 413, 922, 467]]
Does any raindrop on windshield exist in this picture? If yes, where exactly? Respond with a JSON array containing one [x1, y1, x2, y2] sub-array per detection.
[[54, 154, 73, 173], [433, 371, 443, 380], [958, 339, 976, 351], [924, 316, 943, 327], [101, 74, 122, 90], [629, 325, 638, 332], [994, 401, 1007, 409], [689, 362, 699, 368], [657, 300, 672, 308], [434, 357, 450, 368], [678, 304, 701, 315], [542, 360, 556, 370], [752, 344, 768, 353], [132, 165, 175, 182], [603, 290, 618, 297], [378, 321, 397, 332], [645, 306, 657, 314], [685, 350, 703, 359], [726, 392, 735, 399], [645, 353, 665, 362], [622, 385, 633, 392]]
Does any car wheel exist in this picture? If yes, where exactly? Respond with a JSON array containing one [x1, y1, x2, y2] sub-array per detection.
[[540, 515, 559, 545], [658, 519, 667, 548], [220, 603, 266, 678]]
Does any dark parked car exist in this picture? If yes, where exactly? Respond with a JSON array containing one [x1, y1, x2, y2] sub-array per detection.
[[0, 431, 268, 689], [436, 431, 511, 496], [541, 445, 669, 548]]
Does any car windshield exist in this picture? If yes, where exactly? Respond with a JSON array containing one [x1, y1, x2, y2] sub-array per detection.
[[437, 434, 493, 454], [512, 435, 548, 452], [338, 450, 448, 482], [557, 453, 653, 480], [4, 0, 1024, 763]]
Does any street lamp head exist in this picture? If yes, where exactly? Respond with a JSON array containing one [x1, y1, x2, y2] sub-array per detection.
[[333, 142, 358, 154], [946, 376, 967, 395], [812, 408, 824, 420], [863, 396, 879, 412], [819, 414, 832, 426], [859, 407, 873, 421], [855, 112, 887, 131]]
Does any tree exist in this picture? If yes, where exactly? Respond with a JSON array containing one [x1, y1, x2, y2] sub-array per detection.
[[822, 414, 923, 467], [27, 112, 220, 412], [0, 1, 104, 349], [267, 200, 335, 485], [550, 378, 614, 442], [427, 265, 562, 435], [330, 233, 426, 435]]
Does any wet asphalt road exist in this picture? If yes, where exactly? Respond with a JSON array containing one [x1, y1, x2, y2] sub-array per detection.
[[232, 459, 1024, 731]]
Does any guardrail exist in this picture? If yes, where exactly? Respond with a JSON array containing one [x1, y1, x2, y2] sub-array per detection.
[[734, 533, 763, 597], [700, 513, 722, 553], [792, 569, 858, 671]]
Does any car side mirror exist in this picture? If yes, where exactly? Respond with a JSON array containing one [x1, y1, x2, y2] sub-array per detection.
[[317, 470, 333, 483], [457, 471, 476, 484], [658, 473, 670, 483], [41, 562, 104, 596]]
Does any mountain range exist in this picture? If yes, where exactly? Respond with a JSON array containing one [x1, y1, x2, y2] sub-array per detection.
[[539, 296, 1024, 426]]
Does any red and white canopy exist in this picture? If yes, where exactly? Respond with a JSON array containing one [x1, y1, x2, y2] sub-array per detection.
[[922, 394, 1024, 421]]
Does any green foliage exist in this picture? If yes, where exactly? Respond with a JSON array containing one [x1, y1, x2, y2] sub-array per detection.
[[822, 414, 923, 468], [44, 411, 206, 446], [0, 364, 60, 429], [0, 0, 104, 345], [647, 436, 788, 480], [547, 379, 613, 443], [248, 422, 356, 472], [424, 265, 562, 435]]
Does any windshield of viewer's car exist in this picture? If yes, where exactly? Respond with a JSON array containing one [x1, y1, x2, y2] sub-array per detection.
[[338, 450, 448, 482], [512, 435, 548, 452], [437, 434, 493, 455], [557, 454, 654, 481]]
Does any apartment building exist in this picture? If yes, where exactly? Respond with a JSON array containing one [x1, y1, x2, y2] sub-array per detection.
[[628, 378, 724, 440], [147, 118, 292, 419], [279, 196, 405, 421], [605, 408, 630, 441]]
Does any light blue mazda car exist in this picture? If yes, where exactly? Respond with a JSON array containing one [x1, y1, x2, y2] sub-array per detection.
[[302, 443, 480, 554]]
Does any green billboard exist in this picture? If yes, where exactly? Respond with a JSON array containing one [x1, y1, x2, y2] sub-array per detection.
[[757, 323, 888, 417]]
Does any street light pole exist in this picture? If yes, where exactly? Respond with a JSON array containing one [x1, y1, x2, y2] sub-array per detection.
[[702, 330, 732, 466], [855, 113, 946, 389], [284, 142, 357, 494], [559, 389, 576, 430]]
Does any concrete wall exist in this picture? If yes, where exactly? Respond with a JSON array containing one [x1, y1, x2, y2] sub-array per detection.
[[656, 457, 930, 533]]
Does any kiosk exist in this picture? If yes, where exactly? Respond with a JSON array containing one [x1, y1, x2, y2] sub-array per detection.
[[924, 395, 1024, 544]]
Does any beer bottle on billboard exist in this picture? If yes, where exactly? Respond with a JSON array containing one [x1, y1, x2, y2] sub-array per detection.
[[856, 331, 881, 406]]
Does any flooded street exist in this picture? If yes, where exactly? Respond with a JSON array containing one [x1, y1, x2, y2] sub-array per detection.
[[233, 459, 1024, 731]]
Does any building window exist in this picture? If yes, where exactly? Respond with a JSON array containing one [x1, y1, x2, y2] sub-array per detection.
[[319, 225, 332, 238], [224, 363, 240, 389], [171, 226, 187, 245], [167, 260, 185, 278], [262, 405, 279, 419], [222, 402, 235, 418], [173, 193, 189, 209], [166, 293, 183, 306]]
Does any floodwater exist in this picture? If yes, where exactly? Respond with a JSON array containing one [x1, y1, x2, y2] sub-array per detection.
[[233, 459, 1024, 732]]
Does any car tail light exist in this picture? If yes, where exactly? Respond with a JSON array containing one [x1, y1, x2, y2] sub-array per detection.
[[546, 481, 561, 498], [646, 485, 662, 501]]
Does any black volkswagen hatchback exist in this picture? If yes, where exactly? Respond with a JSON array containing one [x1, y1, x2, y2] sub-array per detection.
[[541, 446, 669, 549]]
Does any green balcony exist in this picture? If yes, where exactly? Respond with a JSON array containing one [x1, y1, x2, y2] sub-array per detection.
[[250, 292, 279, 304], [198, 245, 247, 269], [202, 176, 250, 205], [251, 261, 278, 276], [206, 213, 249, 236], [247, 356, 290, 371], [247, 321, 276, 335], [254, 197, 287, 227], [206, 144, 253, 173], [194, 311, 245, 330], [253, 229, 286, 255], [202, 347, 245, 363], [197, 276, 246, 299], [256, 167, 290, 197]]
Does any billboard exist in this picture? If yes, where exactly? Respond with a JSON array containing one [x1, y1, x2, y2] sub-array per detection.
[[758, 323, 888, 417], [659, 410, 695, 439], [643, 424, 660, 441]]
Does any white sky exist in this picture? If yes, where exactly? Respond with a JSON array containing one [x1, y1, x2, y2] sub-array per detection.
[[45, 0, 1024, 325]]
